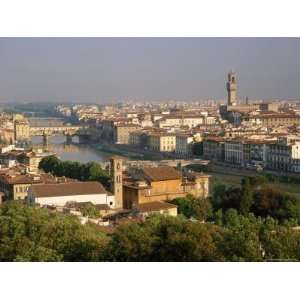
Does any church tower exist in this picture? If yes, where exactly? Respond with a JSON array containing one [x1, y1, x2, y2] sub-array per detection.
[[110, 156, 123, 209], [226, 71, 237, 106]]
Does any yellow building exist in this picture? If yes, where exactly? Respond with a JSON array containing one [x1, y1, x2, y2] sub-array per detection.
[[14, 119, 30, 141], [148, 133, 176, 152], [123, 166, 210, 209]]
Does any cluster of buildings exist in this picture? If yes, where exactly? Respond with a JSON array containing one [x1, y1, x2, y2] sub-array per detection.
[[201, 71, 300, 173], [0, 125, 211, 223], [55, 74, 300, 174], [0, 113, 31, 145], [203, 134, 300, 172], [6, 156, 210, 223], [56, 102, 221, 158]]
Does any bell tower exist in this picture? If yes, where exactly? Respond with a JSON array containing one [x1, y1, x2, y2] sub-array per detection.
[[110, 156, 123, 209], [226, 71, 237, 106]]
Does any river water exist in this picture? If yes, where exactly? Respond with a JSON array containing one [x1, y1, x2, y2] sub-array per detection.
[[31, 135, 112, 163]]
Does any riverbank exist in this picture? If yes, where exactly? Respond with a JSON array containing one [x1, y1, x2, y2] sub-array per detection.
[[207, 163, 300, 197]]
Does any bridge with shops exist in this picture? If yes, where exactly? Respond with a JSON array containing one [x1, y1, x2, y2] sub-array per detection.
[[29, 125, 93, 144]]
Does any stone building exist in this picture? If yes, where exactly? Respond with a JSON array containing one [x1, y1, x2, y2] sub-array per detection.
[[0, 172, 71, 201], [28, 181, 115, 207], [175, 134, 195, 158], [227, 71, 237, 106], [148, 132, 176, 152], [203, 137, 225, 161], [14, 119, 30, 142], [110, 156, 123, 209], [267, 136, 300, 172], [113, 124, 141, 144], [244, 113, 300, 127], [123, 166, 210, 209]]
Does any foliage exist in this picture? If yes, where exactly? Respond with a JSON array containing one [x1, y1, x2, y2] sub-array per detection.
[[239, 178, 254, 215], [106, 215, 223, 262], [218, 210, 264, 261], [79, 203, 101, 218], [2, 201, 300, 261], [211, 176, 300, 224], [170, 194, 212, 221], [39, 156, 110, 188], [0, 202, 108, 262], [252, 186, 300, 222]]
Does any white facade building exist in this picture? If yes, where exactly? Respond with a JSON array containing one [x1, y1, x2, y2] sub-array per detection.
[[28, 181, 115, 208]]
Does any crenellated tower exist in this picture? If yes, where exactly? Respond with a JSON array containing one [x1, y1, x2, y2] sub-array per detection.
[[226, 71, 237, 106]]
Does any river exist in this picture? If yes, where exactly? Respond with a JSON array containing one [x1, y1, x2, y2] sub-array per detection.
[[31, 135, 112, 164]]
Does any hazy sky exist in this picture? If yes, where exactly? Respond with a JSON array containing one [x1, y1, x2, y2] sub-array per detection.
[[0, 37, 300, 103]]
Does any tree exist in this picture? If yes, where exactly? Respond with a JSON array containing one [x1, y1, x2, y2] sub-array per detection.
[[219, 211, 264, 261], [147, 215, 223, 261], [252, 186, 300, 223], [80, 203, 101, 218], [240, 178, 254, 215], [170, 194, 212, 221], [106, 215, 223, 262], [260, 224, 300, 261], [0, 202, 108, 262], [39, 156, 110, 188], [105, 221, 155, 262], [211, 182, 227, 210]]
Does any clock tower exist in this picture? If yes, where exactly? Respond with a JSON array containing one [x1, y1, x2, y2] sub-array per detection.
[[110, 156, 123, 209]]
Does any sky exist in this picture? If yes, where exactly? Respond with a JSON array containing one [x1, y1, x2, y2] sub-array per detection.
[[0, 37, 300, 103]]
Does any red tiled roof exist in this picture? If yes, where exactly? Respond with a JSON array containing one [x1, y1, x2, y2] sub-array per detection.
[[31, 181, 107, 198]]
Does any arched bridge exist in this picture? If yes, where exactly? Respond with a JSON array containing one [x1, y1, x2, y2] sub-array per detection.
[[29, 125, 94, 144], [30, 125, 83, 136]]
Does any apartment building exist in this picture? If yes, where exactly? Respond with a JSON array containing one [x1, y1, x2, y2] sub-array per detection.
[[203, 137, 225, 161], [157, 115, 205, 129], [129, 130, 150, 148], [0, 172, 73, 201], [113, 124, 141, 144], [175, 134, 195, 158], [14, 119, 30, 142], [148, 133, 176, 152], [245, 113, 300, 127], [224, 139, 244, 165], [267, 136, 300, 172]]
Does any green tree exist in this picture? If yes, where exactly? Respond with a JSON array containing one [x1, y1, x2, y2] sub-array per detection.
[[219, 211, 264, 261], [39, 156, 110, 188], [106, 215, 223, 262], [0, 202, 108, 262], [252, 186, 300, 223], [80, 203, 101, 218], [105, 222, 155, 261], [170, 194, 212, 221], [260, 224, 300, 261], [239, 178, 254, 215]]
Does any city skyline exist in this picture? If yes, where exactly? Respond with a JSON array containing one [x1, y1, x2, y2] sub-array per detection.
[[1, 37, 300, 103]]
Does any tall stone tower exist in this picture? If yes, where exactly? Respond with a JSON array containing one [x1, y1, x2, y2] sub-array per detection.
[[226, 71, 237, 106], [110, 156, 123, 209]]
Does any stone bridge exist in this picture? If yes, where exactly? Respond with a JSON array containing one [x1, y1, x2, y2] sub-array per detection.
[[29, 125, 94, 144]]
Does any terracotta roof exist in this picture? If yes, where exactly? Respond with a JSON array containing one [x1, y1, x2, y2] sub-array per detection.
[[142, 166, 181, 181], [31, 181, 107, 198], [136, 201, 177, 212]]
